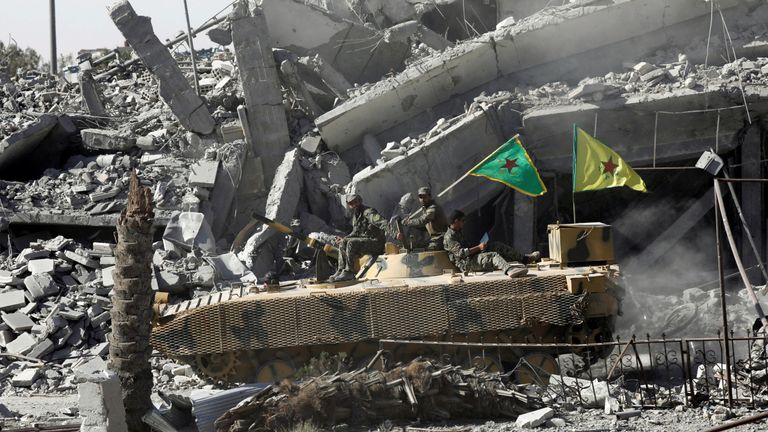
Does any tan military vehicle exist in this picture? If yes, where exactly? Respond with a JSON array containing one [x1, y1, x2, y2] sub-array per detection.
[[151, 222, 622, 383]]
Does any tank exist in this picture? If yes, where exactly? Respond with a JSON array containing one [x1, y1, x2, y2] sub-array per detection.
[[150, 223, 623, 383]]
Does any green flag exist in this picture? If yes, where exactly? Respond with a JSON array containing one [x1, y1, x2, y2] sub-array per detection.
[[468, 135, 547, 197]]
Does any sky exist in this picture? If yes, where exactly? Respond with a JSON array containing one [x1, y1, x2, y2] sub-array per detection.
[[0, 0, 236, 64]]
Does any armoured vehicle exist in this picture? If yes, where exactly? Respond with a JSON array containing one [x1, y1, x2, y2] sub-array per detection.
[[150, 222, 622, 383]]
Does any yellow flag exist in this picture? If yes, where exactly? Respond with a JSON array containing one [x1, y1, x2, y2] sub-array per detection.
[[573, 126, 647, 193]]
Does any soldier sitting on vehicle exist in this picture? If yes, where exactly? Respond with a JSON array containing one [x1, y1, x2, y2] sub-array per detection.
[[443, 210, 540, 278], [329, 194, 389, 282], [397, 186, 448, 251]]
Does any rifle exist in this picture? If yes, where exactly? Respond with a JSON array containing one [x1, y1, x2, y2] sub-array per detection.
[[232, 213, 339, 259]]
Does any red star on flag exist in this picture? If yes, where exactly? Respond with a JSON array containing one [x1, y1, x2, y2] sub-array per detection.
[[501, 158, 518, 173], [602, 157, 617, 175]]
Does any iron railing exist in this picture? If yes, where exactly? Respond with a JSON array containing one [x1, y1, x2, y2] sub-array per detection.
[[377, 330, 768, 408]]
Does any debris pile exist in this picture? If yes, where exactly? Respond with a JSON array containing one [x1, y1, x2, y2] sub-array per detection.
[[214, 359, 537, 431]]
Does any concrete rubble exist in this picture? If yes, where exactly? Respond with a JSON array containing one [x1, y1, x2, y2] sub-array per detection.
[[2, 0, 768, 430]]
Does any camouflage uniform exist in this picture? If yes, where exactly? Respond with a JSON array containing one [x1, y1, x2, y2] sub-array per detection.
[[443, 226, 524, 273], [337, 206, 388, 273], [403, 202, 448, 250]]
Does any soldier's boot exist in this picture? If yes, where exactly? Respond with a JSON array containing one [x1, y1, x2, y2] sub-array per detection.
[[523, 251, 541, 265], [328, 268, 344, 281], [333, 270, 356, 282], [505, 266, 529, 278]]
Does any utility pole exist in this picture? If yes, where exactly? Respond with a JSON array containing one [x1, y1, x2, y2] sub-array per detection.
[[182, 0, 200, 94], [49, 0, 57, 75]]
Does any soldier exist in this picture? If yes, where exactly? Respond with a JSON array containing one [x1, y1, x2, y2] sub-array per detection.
[[398, 186, 448, 250], [443, 210, 540, 278], [330, 194, 389, 282]]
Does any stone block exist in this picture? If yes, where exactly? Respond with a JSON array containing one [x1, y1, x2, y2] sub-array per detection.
[[27, 338, 54, 358], [12, 367, 40, 387], [24, 273, 59, 299], [0, 290, 26, 312], [188, 160, 220, 188], [515, 407, 554, 428], [299, 135, 323, 155], [90, 312, 110, 328], [81, 129, 136, 151], [77, 365, 128, 432], [2, 312, 35, 332], [28, 258, 55, 274], [5, 331, 36, 354], [101, 267, 115, 288], [100, 256, 116, 266], [90, 188, 120, 202], [64, 250, 99, 268]]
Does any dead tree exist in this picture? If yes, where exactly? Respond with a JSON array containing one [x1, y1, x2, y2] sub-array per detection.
[[109, 173, 154, 432]]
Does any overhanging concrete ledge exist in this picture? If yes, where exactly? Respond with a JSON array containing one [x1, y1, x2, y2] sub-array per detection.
[[316, 0, 743, 152]]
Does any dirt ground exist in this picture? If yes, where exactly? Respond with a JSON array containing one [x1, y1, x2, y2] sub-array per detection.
[[3, 395, 768, 432]]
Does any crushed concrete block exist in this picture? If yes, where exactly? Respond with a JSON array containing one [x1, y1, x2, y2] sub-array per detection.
[[515, 407, 554, 428], [188, 160, 220, 188], [208, 24, 233, 45], [27, 337, 54, 358], [90, 188, 121, 202], [12, 367, 40, 387], [2, 312, 35, 332], [101, 266, 115, 287], [90, 312, 110, 328], [568, 83, 607, 99], [110, 0, 215, 135], [136, 135, 157, 150], [5, 331, 36, 354], [100, 256, 116, 266], [299, 135, 323, 155], [77, 360, 129, 432], [0, 329, 13, 347], [90, 341, 109, 357], [641, 68, 667, 82], [59, 309, 86, 321], [28, 258, 55, 274], [24, 273, 59, 299], [64, 250, 99, 268], [81, 129, 136, 151], [0, 270, 19, 285], [155, 271, 185, 294], [633, 61, 657, 75], [18, 301, 37, 315], [0, 290, 26, 312]]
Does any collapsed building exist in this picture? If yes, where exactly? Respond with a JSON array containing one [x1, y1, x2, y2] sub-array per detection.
[[2, 0, 768, 429]]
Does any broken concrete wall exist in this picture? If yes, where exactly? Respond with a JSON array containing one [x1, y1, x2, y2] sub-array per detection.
[[522, 86, 767, 172], [316, 0, 744, 152], [261, 0, 410, 84], [347, 107, 504, 218], [109, 0, 215, 135], [231, 0, 290, 186]]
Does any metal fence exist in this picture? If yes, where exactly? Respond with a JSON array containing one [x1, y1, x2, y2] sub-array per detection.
[[378, 331, 768, 408]]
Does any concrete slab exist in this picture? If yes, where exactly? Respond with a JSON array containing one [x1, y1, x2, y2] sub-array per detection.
[[81, 129, 136, 151], [2, 312, 35, 332], [27, 258, 55, 275], [188, 160, 220, 188], [0, 115, 58, 174], [27, 338, 54, 358], [24, 273, 59, 300], [0, 290, 26, 312], [5, 332, 36, 354], [11, 368, 40, 387], [315, 0, 742, 152]]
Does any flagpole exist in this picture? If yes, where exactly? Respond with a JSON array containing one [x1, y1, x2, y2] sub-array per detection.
[[439, 134, 520, 198], [407, 135, 519, 219], [572, 124, 577, 223]]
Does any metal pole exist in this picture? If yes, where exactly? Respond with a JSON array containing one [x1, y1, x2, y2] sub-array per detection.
[[722, 170, 768, 285], [49, 0, 57, 75], [182, 0, 200, 95], [714, 180, 768, 327], [714, 178, 734, 408]]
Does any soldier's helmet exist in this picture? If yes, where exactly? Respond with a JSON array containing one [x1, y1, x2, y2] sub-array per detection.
[[346, 193, 361, 203], [417, 186, 431, 197]]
